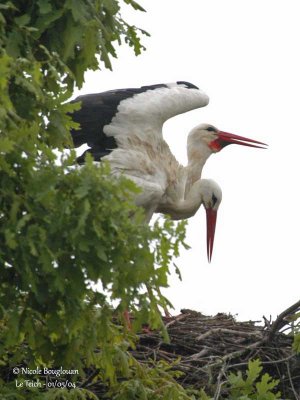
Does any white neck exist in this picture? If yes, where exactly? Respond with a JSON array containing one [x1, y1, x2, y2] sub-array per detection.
[[157, 179, 205, 220], [184, 142, 213, 197]]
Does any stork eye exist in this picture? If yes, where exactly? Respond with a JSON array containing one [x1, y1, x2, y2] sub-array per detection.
[[212, 194, 218, 207], [207, 126, 216, 132]]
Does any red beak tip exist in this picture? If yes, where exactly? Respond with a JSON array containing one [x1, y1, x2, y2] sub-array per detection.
[[206, 208, 217, 264]]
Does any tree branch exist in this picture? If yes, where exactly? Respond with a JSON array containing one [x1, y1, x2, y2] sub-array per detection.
[[267, 299, 300, 340]]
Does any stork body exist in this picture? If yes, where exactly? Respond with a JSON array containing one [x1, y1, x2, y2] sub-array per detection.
[[71, 82, 209, 221], [70, 81, 266, 258]]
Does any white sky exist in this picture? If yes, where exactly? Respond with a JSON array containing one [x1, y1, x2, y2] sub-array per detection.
[[74, 0, 300, 322]]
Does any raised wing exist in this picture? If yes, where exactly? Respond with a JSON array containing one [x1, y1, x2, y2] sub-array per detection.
[[69, 81, 209, 164]]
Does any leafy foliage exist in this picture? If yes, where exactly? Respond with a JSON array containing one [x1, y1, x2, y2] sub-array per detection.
[[0, 0, 194, 399], [226, 359, 280, 399], [200, 360, 281, 400]]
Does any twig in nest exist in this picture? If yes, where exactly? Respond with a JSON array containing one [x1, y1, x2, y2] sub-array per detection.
[[196, 328, 262, 341], [227, 354, 296, 370], [286, 360, 300, 400], [213, 362, 227, 400], [263, 315, 272, 329]]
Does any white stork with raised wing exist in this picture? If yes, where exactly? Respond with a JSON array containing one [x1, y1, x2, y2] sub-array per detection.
[[70, 81, 266, 260]]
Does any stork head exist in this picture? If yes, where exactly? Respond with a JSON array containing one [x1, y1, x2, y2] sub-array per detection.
[[199, 179, 222, 262], [187, 124, 267, 158]]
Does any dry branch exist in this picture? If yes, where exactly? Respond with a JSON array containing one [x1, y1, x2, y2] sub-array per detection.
[[267, 299, 300, 340]]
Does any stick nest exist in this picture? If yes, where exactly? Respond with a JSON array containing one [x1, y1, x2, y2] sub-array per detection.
[[132, 308, 300, 398]]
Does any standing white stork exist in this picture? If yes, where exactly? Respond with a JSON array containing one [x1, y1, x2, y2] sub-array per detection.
[[70, 81, 266, 260]]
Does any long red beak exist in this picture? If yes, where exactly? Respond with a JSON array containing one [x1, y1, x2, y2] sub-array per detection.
[[206, 208, 217, 262], [210, 131, 268, 151]]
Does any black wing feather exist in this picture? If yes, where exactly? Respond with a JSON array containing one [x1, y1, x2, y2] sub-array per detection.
[[70, 85, 169, 163], [69, 82, 198, 163]]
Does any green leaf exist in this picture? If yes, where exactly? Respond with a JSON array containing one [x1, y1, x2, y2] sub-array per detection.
[[15, 14, 31, 26], [37, 0, 52, 14], [246, 358, 263, 385], [124, 0, 146, 12], [227, 359, 280, 399], [5, 311, 20, 346], [6, 30, 24, 57], [256, 373, 280, 397], [0, 137, 14, 153], [102, 0, 120, 14], [35, 8, 64, 33], [61, 16, 84, 61], [293, 332, 300, 353], [97, 246, 108, 262], [67, 0, 89, 22], [4, 229, 17, 249], [200, 389, 212, 400]]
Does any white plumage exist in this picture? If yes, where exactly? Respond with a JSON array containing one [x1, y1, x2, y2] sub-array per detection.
[[70, 81, 266, 260]]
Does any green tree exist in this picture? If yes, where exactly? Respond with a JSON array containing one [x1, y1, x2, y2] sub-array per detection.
[[0, 1, 191, 399], [1, 2, 297, 399]]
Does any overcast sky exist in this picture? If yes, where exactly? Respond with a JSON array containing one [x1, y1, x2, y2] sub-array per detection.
[[74, 0, 300, 321]]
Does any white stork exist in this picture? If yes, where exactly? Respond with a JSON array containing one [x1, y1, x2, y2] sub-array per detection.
[[70, 81, 266, 260]]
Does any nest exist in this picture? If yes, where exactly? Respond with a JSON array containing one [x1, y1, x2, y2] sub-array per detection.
[[3, 302, 299, 399], [130, 304, 300, 399]]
